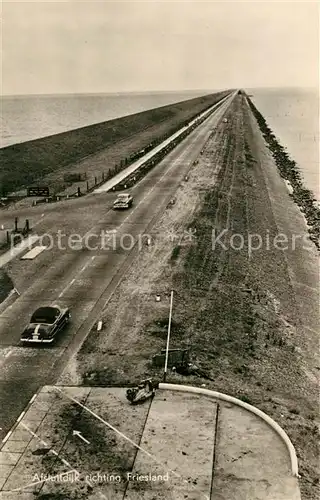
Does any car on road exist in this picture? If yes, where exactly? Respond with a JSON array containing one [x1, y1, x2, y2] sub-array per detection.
[[113, 193, 133, 209], [20, 305, 70, 344]]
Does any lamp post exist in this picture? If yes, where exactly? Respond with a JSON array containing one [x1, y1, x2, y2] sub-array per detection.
[[163, 290, 174, 382]]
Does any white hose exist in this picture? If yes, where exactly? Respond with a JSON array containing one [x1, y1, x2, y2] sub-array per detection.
[[159, 383, 299, 477]]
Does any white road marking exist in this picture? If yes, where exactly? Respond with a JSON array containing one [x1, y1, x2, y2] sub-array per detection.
[[2, 430, 12, 444], [21, 245, 47, 260], [57, 97, 233, 301], [73, 430, 90, 445], [30, 394, 37, 404], [58, 256, 96, 298], [16, 411, 25, 423]]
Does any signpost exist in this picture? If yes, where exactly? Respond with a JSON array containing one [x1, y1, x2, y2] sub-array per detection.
[[27, 186, 50, 197], [163, 290, 174, 382]]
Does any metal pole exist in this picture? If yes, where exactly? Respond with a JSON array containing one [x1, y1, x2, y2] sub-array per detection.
[[163, 290, 174, 382]]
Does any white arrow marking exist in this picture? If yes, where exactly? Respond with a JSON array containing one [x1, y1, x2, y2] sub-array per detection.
[[72, 430, 90, 445]]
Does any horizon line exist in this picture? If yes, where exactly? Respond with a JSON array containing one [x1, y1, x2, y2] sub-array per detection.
[[2, 85, 318, 98]]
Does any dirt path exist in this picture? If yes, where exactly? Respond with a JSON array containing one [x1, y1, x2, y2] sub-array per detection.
[[60, 94, 319, 499]]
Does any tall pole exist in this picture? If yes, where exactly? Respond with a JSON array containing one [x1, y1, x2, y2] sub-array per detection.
[[163, 290, 174, 382]]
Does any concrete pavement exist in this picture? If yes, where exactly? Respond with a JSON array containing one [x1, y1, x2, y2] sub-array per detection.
[[0, 387, 301, 499]]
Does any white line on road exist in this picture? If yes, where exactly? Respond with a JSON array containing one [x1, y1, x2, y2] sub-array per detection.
[[16, 411, 25, 423], [2, 430, 12, 444], [29, 393, 37, 404], [57, 98, 232, 301], [21, 245, 47, 260]]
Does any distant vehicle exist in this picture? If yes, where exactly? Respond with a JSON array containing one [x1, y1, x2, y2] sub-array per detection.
[[113, 193, 133, 209], [20, 305, 70, 344], [223, 118, 228, 123]]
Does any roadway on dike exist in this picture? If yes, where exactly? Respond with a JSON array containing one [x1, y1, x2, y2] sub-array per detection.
[[0, 94, 233, 441]]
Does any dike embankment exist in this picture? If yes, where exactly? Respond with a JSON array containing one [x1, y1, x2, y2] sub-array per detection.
[[0, 90, 230, 197], [246, 97, 320, 250]]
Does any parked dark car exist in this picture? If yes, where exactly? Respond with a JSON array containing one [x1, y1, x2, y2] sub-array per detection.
[[20, 305, 70, 344]]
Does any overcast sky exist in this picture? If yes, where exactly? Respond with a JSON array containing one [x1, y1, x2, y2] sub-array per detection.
[[1, 0, 319, 95]]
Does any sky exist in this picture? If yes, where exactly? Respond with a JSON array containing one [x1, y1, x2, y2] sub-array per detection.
[[1, 0, 319, 95]]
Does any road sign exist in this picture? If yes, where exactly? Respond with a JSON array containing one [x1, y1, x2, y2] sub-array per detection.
[[27, 186, 50, 197]]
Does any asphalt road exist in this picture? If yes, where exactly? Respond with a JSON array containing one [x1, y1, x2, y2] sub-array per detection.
[[0, 94, 234, 440]]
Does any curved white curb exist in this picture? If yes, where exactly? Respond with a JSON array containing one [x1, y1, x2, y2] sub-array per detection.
[[159, 383, 299, 477]]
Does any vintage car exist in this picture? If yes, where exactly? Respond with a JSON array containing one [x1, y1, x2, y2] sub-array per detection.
[[113, 193, 133, 209], [20, 305, 70, 344]]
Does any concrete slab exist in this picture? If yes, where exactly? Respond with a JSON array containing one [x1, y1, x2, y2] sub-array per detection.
[[21, 409, 47, 424], [0, 493, 35, 500], [0, 466, 15, 490], [0, 453, 21, 466], [1, 441, 28, 454], [211, 404, 301, 500], [5, 429, 32, 443], [0, 436, 56, 494], [124, 390, 218, 500]]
